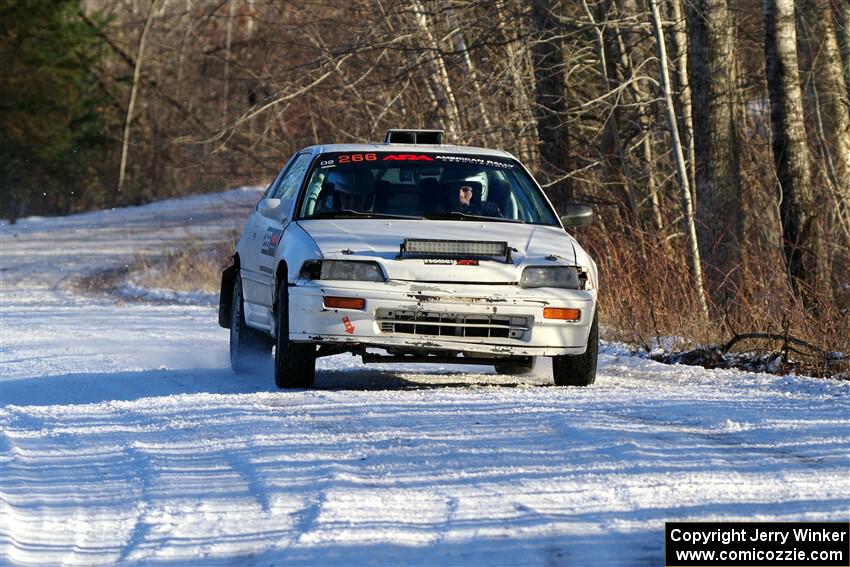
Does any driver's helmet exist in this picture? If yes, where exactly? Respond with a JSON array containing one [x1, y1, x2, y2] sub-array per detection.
[[325, 168, 374, 210], [441, 166, 488, 198], [326, 169, 374, 196]]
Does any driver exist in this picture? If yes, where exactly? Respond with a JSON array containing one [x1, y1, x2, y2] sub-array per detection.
[[321, 169, 374, 212], [457, 184, 474, 208], [439, 166, 500, 217], [444, 181, 501, 217]]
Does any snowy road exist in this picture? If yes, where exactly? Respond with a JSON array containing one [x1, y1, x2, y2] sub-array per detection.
[[1, 190, 848, 566]]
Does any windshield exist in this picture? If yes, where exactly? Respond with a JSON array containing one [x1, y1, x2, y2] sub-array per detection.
[[296, 151, 559, 225]]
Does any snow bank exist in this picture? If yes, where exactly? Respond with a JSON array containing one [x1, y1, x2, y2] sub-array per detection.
[[117, 282, 218, 306]]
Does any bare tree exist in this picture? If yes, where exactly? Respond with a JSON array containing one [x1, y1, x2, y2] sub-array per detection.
[[616, 0, 660, 230], [763, 0, 829, 299], [222, 0, 236, 125], [686, 0, 744, 298], [117, 0, 157, 194], [444, 3, 493, 146], [410, 0, 462, 143], [494, 1, 538, 166], [530, 0, 572, 201], [650, 0, 710, 316], [802, 0, 850, 243], [668, 0, 696, 194], [836, 0, 850, 99], [584, 0, 643, 231]]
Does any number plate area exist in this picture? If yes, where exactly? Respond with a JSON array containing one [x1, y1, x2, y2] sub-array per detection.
[[375, 308, 531, 340]]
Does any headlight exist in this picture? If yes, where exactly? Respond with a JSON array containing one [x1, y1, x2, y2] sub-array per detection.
[[300, 260, 386, 282], [520, 266, 583, 289]]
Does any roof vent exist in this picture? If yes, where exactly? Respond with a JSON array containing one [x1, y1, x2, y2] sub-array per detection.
[[384, 129, 444, 145]]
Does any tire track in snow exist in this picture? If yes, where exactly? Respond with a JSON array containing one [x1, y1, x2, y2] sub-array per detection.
[[222, 447, 273, 514], [292, 488, 328, 543], [595, 405, 849, 473], [431, 494, 459, 548], [114, 445, 154, 565], [0, 428, 26, 566], [250, 475, 330, 563]]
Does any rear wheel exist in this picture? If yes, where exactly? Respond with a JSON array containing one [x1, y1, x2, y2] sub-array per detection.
[[274, 280, 316, 389], [230, 276, 271, 373], [552, 311, 598, 387]]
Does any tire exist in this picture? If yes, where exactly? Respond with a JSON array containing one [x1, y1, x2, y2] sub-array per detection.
[[552, 311, 598, 387], [494, 357, 535, 375], [230, 275, 272, 373], [274, 280, 316, 389]]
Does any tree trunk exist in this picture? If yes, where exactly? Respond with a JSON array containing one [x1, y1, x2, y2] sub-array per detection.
[[494, 2, 538, 166], [410, 0, 462, 143], [585, 0, 643, 231], [530, 0, 572, 202], [686, 0, 744, 299], [650, 0, 710, 317], [617, 0, 658, 232], [668, 0, 697, 195], [222, 0, 235, 126], [444, 4, 493, 146], [804, 0, 850, 243], [117, 0, 158, 195], [763, 0, 830, 300], [836, 0, 850, 99]]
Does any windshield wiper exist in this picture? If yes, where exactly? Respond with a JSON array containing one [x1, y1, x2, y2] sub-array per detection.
[[306, 210, 424, 220], [423, 211, 524, 223]]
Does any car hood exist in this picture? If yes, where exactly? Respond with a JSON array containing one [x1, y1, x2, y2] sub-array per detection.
[[297, 218, 583, 283]]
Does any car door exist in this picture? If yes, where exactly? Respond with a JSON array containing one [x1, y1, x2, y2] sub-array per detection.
[[239, 153, 298, 318], [252, 151, 315, 311]]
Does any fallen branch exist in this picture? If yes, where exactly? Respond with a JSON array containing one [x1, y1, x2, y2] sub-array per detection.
[[646, 332, 847, 379], [722, 333, 826, 356]]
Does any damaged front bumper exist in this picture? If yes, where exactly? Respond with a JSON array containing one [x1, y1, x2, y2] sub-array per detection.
[[288, 279, 596, 357]]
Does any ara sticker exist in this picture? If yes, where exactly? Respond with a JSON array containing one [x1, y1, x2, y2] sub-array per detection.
[[342, 316, 355, 334], [382, 154, 434, 161], [260, 228, 283, 256]]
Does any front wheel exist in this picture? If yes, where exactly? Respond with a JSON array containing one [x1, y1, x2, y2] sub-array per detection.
[[552, 311, 598, 387], [274, 281, 316, 389]]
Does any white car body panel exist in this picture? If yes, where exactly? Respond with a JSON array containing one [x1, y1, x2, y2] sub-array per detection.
[[298, 219, 597, 283], [288, 279, 595, 356]]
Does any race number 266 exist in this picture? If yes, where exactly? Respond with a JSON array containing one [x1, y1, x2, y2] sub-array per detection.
[[338, 153, 377, 163]]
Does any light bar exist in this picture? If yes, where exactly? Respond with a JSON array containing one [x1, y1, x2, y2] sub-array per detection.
[[400, 238, 510, 261]]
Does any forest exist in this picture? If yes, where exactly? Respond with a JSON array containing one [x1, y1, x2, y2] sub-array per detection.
[[1, 0, 848, 373]]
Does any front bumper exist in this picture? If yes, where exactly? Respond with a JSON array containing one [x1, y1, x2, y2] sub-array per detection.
[[288, 279, 596, 357]]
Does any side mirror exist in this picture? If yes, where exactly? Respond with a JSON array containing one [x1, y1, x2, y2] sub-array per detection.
[[560, 204, 594, 227], [258, 198, 291, 223]]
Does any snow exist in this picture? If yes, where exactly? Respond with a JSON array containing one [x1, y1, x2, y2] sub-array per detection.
[[116, 281, 218, 306], [1, 189, 849, 566]]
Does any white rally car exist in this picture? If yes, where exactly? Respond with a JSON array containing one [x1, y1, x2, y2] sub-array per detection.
[[219, 130, 598, 388]]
